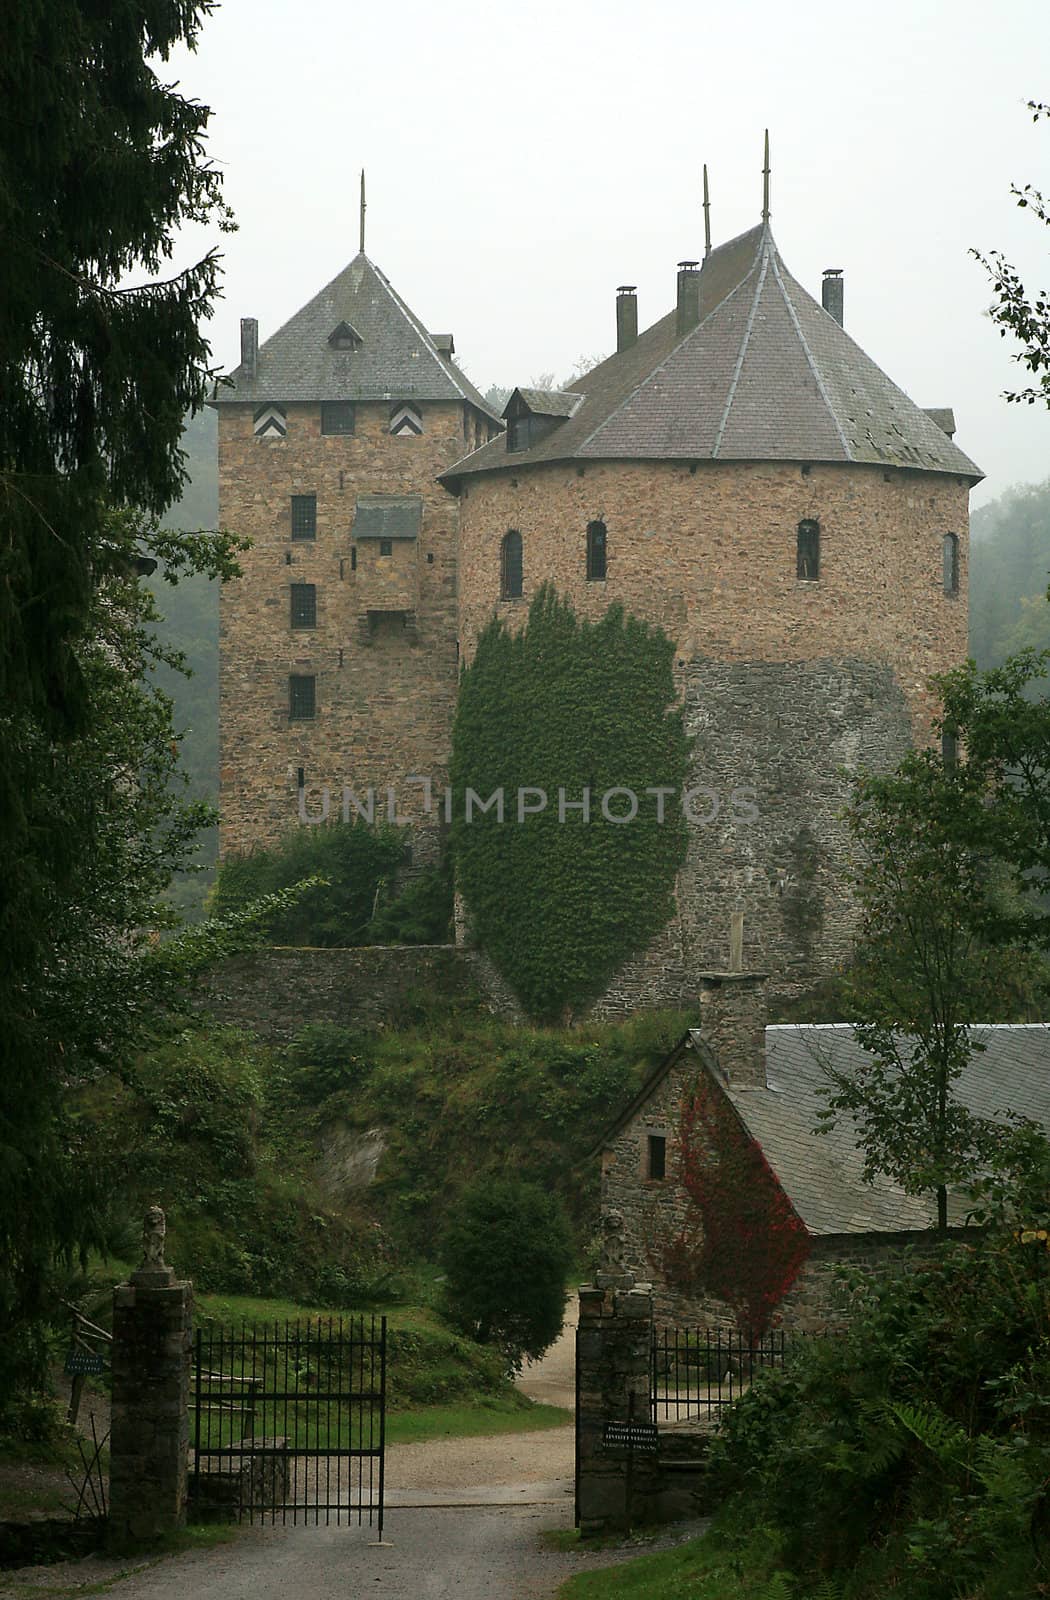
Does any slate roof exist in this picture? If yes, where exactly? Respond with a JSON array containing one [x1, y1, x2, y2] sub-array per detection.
[[718, 1024, 1050, 1236], [442, 223, 981, 484], [352, 495, 422, 540], [212, 253, 501, 420], [507, 388, 583, 419]]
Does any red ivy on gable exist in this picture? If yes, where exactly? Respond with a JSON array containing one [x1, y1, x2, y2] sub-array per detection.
[[670, 1074, 811, 1334]]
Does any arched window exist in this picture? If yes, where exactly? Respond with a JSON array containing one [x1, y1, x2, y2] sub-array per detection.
[[586, 519, 607, 581], [797, 519, 820, 580], [943, 533, 960, 596], [500, 530, 523, 599]]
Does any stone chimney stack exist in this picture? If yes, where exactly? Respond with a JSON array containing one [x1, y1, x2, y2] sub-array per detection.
[[616, 286, 638, 353], [675, 261, 701, 337], [697, 971, 770, 1088], [821, 269, 844, 327], [240, 317, 258, 378]]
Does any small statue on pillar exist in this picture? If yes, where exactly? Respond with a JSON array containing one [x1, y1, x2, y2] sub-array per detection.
[[131, 1203, 175, 1286], [596, 1208, 635, 1289]]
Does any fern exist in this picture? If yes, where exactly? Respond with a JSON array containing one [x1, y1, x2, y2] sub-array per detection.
[[887, 1399, 969, 1470]]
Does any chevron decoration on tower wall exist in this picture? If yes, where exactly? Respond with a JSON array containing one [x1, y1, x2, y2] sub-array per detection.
[[253, 404, 287, 439], [389, 402, 423, 436]]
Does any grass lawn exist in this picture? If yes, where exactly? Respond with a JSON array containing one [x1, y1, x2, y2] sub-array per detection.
[[557, 1526, 790, 1600]]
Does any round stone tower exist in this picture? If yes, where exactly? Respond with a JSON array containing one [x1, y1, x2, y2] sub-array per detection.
[[441, 222, 981, 1006]]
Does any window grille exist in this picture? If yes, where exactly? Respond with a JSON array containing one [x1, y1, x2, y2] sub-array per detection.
[[289, 675, 316, 721], [290, 584, 316, 629], [291, 495, 317, 540], [321, 402, 355, 436]]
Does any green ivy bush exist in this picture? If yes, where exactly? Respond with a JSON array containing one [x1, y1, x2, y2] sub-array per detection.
[[712, 1230, 1050, 1599], [450, 587, 690, 1020], [210, 822, 452, 947]]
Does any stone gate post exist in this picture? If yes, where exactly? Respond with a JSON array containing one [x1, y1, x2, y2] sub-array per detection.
[[108, 1206, 194, 1546], [575, 1273, 655, 1535]]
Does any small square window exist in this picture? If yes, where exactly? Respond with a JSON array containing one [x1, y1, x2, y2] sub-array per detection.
[[290, 583, 316, 629], [321, 401, 355, 436], [379, 538, 393, 557], [291, 495, 316, 540], [289, 675, 316, 721], [647, 1134, 666, 1182]]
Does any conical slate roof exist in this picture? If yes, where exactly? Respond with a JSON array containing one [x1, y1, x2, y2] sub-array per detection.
[[442, 224, 981, 482], [213, 253, 500, 419]]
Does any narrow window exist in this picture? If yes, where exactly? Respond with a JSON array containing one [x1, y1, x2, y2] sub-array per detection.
[[797, 519, 820, 580], [647, 1135, 666, 1182], [289, 674, 316, 721], [942, 727, 958, 768], [500, 529, 523, 599], [943, 532, 960, 596], [350, 546, 357, 572], [291, 494, 317, 540], [290, 583, 316, 629], [379, 538, 393, 557], [586, 519, 607, 581], [321, 401, 355, 436]]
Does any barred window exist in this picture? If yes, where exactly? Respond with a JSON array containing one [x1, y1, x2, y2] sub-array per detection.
[[291, 494, 317, 540], [289, 675, 316, 721], [586, 519, 607, 581], [797, 519, 820, 580], [943, 532, 960, 596], [290, 583, 316, 629], [500, 529, 523, 599], [321, 401, 355, 436]]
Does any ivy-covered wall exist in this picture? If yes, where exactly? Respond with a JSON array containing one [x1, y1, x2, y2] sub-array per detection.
[[450, 587, 691, 1021]]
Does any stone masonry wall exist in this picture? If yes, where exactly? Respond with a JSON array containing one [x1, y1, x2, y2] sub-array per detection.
[[217, 399, 480, 856], [195, 944, 522, 1041], [456, 458, 967, 1001]]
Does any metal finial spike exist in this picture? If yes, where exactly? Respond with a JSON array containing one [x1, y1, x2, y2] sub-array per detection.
[[703, 164, 712, 259], [359, 169, 367, 255], [762, 130, 771, 224]]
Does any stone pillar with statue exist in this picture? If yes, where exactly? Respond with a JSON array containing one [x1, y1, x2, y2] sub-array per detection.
[[108, 1206, 194, 1546]]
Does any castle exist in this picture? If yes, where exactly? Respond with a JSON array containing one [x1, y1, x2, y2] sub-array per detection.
[[212, 176, 981, 1009]]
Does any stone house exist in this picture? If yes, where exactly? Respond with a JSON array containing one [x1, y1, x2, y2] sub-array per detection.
[[596, 973, 1050, 1331]]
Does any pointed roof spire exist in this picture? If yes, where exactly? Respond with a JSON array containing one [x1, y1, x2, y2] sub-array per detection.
[[703, 164, 712, 259], [359, 169, 367, 255], [762, 130, 771, 224]]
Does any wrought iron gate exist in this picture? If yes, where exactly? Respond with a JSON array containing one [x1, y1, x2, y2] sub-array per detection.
[[190, 1316, 386, 1531]]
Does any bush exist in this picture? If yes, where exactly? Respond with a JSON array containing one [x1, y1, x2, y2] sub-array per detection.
[[441, 1178, 573, 1367], [285, 1023, 375, 1102], [209, 821, 409, 947], [712, 1230, 1050, 1599]]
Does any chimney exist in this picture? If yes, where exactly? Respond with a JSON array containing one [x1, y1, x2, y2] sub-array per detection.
[[821, 269, 844, 327], [616, 286, 638, 353], [676, 261, 701, 336], [696, 971, 770, 1088], [240, 317, 258, 378]]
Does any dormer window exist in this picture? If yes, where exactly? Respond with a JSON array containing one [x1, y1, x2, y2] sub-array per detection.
[[327, 321, 362, 351], [503, 387, 579, 454]]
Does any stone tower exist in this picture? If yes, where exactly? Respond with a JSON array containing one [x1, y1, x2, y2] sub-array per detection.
[[441, 221, 982, 1004], [212, 249, 500, 860]]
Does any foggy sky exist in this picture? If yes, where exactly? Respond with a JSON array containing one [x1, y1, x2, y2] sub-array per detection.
[[167, 0, 1050, 506]]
